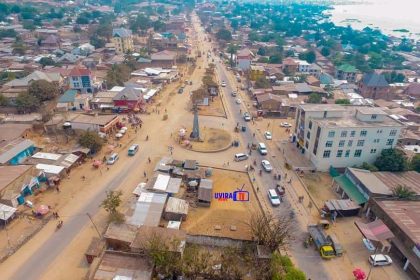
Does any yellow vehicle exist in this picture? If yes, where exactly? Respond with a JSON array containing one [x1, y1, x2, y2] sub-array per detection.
[[308, 225, 335, 259]]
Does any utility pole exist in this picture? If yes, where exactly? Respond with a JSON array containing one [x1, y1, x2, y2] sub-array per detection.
[[86, 213, 101, 238]]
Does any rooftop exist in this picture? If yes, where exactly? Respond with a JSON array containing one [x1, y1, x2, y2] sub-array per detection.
[[112, 28, 132, 38], [130, 226, 186, 253], [0, 123, 31, 143], [376, 200, 420, 244], [70, 114, 118, 126], [347, 168, 392, 195], [362, 73, 389, 88], [0, 165, 33, 192], [337, 64, 357, 73]]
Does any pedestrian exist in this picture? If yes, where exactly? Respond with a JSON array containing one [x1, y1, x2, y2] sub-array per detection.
[[82, 175, 86, 181], [252, 177, 256, 182], [227, 161, 229, 166], [253, 133, 255, 137], [148, 157, 151, 163], [56, 186, 60, 192], [107, 167, 110, 171], [144, 171, 146, 177], [257, 187, 259, 192]]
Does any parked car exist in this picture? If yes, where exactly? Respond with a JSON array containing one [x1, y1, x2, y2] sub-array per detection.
[[268, 189, 281, 206], [107, 153, 119, 165], [258, 143, 267, 155], [178, 87, 184, 94], [235, 98, 242, 104], [234, 153, 248, 162], [261, 160, 273, 172], [369, 254, 392, 266], [243, 112, 251, 121], [264, 131, 272, 140], [128, 144, 139, 156], [231, 91, 237, 97], [221, 81, 226, 87], [280, 122, 292, 128]]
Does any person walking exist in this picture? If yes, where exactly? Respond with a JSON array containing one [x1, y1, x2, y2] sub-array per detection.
[[143, 171, 147, 177]]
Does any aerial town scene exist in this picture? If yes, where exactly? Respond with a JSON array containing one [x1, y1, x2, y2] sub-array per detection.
[[0, 0, 419, 279]]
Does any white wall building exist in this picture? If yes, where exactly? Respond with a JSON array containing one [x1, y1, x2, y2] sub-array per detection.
[[294, 104, 404, 171]]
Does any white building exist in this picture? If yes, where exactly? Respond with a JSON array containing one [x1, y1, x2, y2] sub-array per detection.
[[294, 104, 404, 171]]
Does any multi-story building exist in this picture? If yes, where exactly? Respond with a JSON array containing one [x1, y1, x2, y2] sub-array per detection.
[[112, 28, 134, 54], [335, 64, 358, 82], [294, 104, 404, 171], [358, 73, 391, 99], [68, 67, 95, 93]]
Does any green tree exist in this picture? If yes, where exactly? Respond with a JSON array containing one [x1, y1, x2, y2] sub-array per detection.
[[255, 77, 270, 89], [392, 185, 416, 200], [90, 35, 106, 48], [335, 99, 351, 105], [0, 93, 8, 106], [12, 43, 27, 56], [216, 28, 232, 41], [78, 131, 104, 154], [321, 47, 330, 57], [410, 154, 420, 172], [374, 149, 407, 171], [299, 50, 316, 63], [76, 15, 89, 24], [15, 92, 40, 112], [28, 80, 59, 101], [307, 93, 322, 104], [359, 162, 379, 172], [39, 57, 55, 67], [100, 190, 124, 223], [105, 64, 132, 88]]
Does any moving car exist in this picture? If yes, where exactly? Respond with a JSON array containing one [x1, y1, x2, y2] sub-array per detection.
[[243, 112, 251, 121], [234, 153, 248, 162], [231, 91, 237, 97], [258, 143, 267, 155], [268, 189, 281, 206], [261, 160, 273, 172], [280, 122, 292, 128], [264, 131, 272, 140], [235, 98, 242, 104], [128, 144, 139, 156], [107, 153, 119, 165], [178, 87, 184, 94], [221, 81, 226, 87], [369, 254, 392, 266]]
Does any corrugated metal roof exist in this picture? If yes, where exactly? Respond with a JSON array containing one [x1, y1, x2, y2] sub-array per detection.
[[127, 192, 167, 227], [0, 139, 34, 164]]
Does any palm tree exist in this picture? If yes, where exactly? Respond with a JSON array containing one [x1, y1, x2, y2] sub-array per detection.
[[392, 185, 416, 200]]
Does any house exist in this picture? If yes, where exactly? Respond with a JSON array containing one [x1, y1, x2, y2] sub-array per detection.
[[306, 75, 320, 87], [365, 200, 420, 279], [294, 104, 404, 171], [130, 226, 187, 256], [358, 73, 391, 100], [282, 57, 298, 75], [56, 53, 83, 65], [197, 179, 213, 207], [250, 65, 265, 81], [71, 43, 95, 56], [112, 86, 144, 111], [256, 93, 289, 117], [40, 34, 60, 50], [104, 222, 138, 251], [126, 191, 168, 227], [335, 64, 358, 82], [56, 89, 90, 111], [333, 167, 420, 207], [0, 165, 39, 207], [68, 67, 95, 93], [236, 48, 253, 71], [70, 114, 120, 134], [0, 138, 36, 165], [112, 28, 133, 54], [403, 83, 420, 99], [26, 152, 81, 173], [163, 197, 188, 221], [151, 50, 177, 67], [0, 123, 32, 143], [93, 251, 152, 280], [90, 91, 118, 110]]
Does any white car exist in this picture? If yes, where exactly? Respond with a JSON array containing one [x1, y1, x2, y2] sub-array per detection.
[[268, 189, 281, 206], [235, 98, 242, 104], [369, 254, 392, 267], [107, 153, 119, 165], [261, 160, 273, 172], [243, 112, 251, 121], [221, 81, 226, 87], [264, 131, 272, 140], [280, 122, 292, 128]]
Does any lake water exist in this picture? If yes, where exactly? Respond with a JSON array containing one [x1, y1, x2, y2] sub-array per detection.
[[329, 0, 420, 40]]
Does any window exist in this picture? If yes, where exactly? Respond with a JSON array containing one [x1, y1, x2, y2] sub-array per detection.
[[336, 150, 343, 158], [72, 77, 78, 81], [350, 131, 356, 137], [339, 140, 345, 147], [370, 149, 377, 154], [308, 121, 312, 129], [354, 149, 362, 157], [307, 131, 310, 139], [73, 82, 80, 88], [386, 139, 394, 146], [348, 140, 353, 147], [389, 129, 397, 136], [345, 150, 350, 157], [360, 130, 367, 137], [377, 129, 383, 134], [325, 141, 333, 147], [357, 140, 365, 147], [305, 141, 309, 149], [371, 114, 377, 120], [373, 139, 380, 143], [323, 150, 331, 158], [341, 131, 347, 137], [328, 131, 335, 138]]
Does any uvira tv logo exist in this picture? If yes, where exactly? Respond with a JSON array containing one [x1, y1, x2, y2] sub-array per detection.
[[214, 184, 249, 202]]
